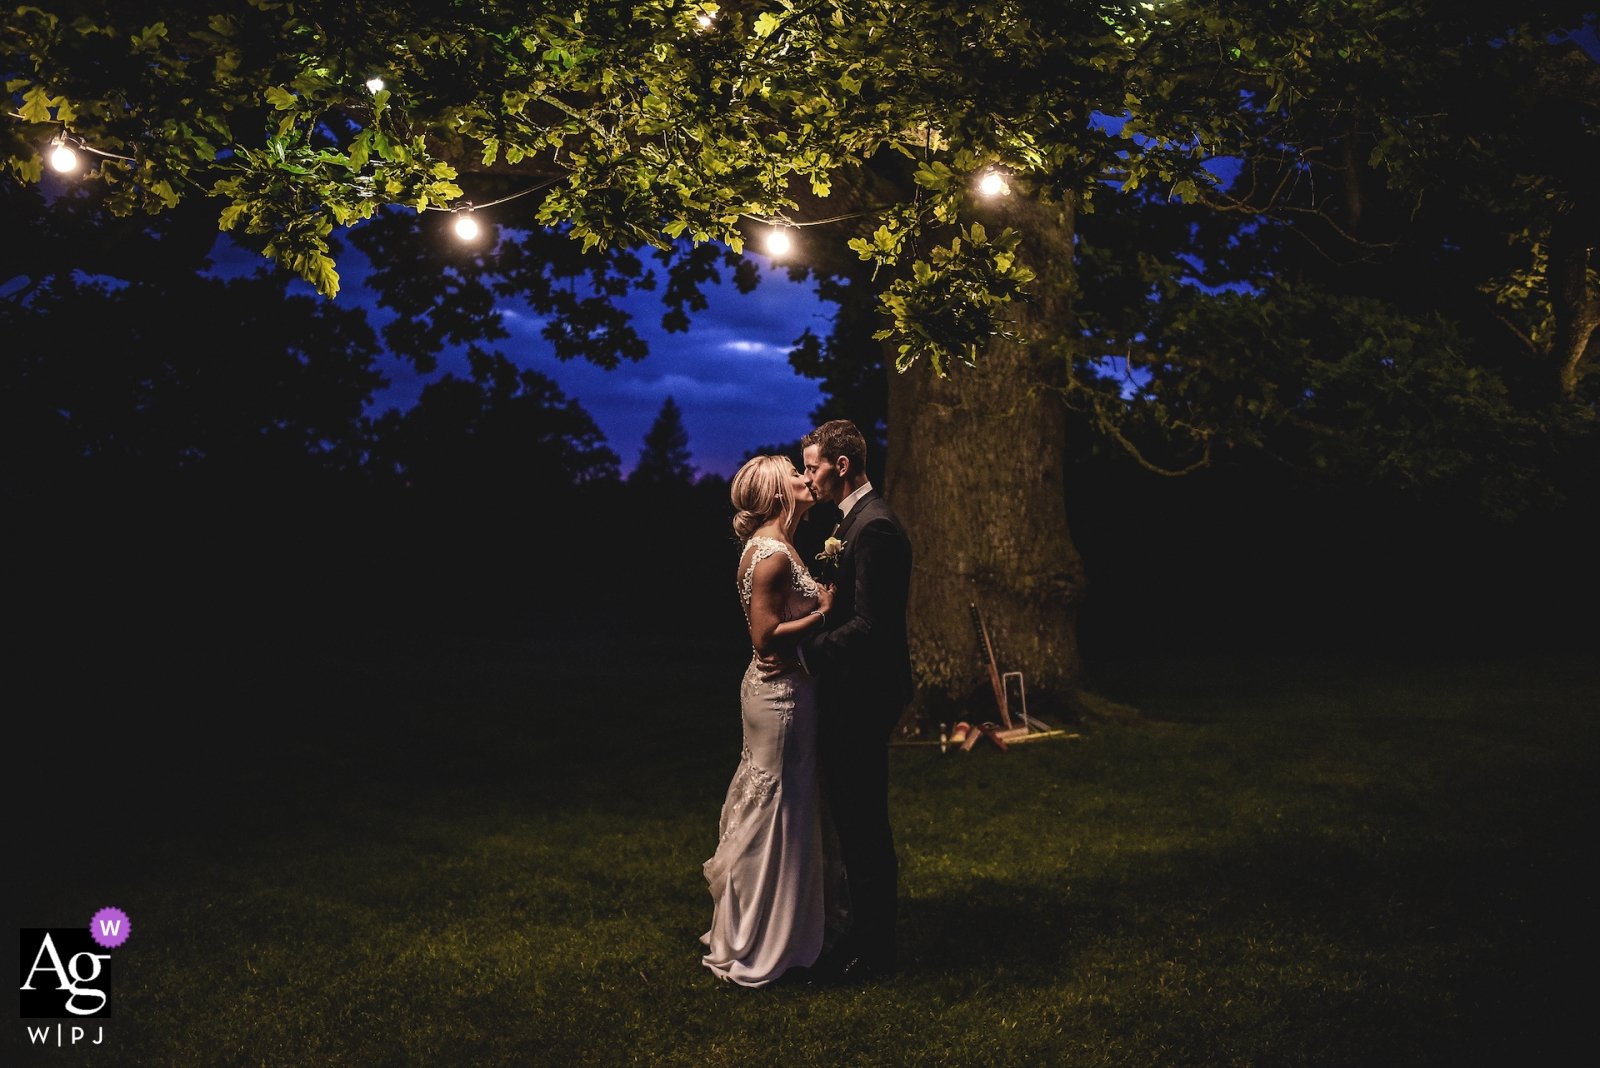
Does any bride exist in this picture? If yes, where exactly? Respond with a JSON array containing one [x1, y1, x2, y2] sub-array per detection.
[[701, 454, 846, 986]]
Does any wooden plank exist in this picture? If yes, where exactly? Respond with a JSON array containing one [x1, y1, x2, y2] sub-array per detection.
[[889, 730, 1077, 748], [969, 603, 1012, 728], [1004, 730, 1076, 744]]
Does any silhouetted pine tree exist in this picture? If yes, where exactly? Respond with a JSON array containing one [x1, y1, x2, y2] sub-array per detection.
[[629, 396, 695, 485]]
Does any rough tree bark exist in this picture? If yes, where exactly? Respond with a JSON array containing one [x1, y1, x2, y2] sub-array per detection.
[[883, 191, 1088, 718]]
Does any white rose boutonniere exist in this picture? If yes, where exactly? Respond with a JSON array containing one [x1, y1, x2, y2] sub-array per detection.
[[816, 536, 845, 571]]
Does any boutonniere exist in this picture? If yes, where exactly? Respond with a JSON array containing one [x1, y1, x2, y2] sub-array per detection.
[[815, 536, 846, 570]]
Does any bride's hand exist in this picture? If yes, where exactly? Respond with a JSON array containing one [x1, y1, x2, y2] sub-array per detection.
[[814, 583, 836, 616], [757, 649, 802, 680]]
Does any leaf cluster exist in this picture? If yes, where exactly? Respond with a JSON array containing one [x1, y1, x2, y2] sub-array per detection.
[[4, 1, 1265, 368], [872, 222, 1034, 376]]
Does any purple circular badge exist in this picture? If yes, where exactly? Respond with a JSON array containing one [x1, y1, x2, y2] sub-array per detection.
[[90, 907, 131, 949]]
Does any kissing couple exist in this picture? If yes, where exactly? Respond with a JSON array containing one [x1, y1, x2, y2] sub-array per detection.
[[699, 419, 914, 987]]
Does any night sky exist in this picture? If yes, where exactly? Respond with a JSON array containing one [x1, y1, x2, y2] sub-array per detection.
[[208, 235, 836, 478]]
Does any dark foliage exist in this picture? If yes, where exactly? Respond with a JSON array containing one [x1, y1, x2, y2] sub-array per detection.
[[784, 265, 888, 480], [371, 348, 618, 494], [344, 200, 760, 376], [3, 181, 382, 499], [1059, 12, 1600, 512], [3, 266, 382, 495], [2, 176, 745, 644]]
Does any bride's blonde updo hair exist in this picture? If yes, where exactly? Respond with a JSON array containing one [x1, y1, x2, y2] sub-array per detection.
[[731, 454, 798, 540]]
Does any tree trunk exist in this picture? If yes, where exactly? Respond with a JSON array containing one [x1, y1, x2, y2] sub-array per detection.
[[1548, 213, 1599, 397], [883, 191, 1087, 719]]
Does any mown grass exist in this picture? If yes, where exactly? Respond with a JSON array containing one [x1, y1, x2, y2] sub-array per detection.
[[10, 640, 1594, 1066]]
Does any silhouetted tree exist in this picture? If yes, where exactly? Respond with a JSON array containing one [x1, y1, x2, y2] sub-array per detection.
[[370, 348, 618, 495], [628, 396, 694, 487], [2, 184, 383, 502]]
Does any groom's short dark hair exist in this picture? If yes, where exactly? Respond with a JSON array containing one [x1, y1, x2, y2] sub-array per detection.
[[802, 420, 867, 475]]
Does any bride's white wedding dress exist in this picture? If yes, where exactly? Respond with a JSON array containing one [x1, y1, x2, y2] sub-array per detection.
[[701, 536, 846, 986]]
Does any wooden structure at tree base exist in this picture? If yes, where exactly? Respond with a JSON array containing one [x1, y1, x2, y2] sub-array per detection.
[[889, 604, 1076, 751]]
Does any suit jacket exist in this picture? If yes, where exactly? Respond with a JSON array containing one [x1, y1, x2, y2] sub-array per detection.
[[800, 489, 914, 716]]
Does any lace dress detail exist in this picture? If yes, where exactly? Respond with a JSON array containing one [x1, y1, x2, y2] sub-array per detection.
[[738, 536, 819, 624], [742, 657, 796, 728], [717, 744, 780, 843]]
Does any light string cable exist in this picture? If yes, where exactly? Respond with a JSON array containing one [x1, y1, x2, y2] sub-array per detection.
[[426, 174, 568, 215], [18, 110, 987, 258], [737, 169, 1012, 251], [9, 116, 138, 171], [429, 174, 571, 239], [738, 209, 883, 228], [738, 207, 892, 256], [13, 109, 560, 212]]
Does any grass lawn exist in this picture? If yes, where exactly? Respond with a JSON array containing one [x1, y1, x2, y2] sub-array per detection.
[[10, 638, 1595, 1066]]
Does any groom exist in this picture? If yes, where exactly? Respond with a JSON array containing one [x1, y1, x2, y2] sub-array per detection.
[[766, 419, 913, 982]]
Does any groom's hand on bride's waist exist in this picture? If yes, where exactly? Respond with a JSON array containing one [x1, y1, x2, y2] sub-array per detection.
[[757, 650, 805, 680]]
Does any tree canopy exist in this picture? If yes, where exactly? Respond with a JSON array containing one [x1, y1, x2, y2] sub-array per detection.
[[6, 1, 1597, 511], [4, 1, 1291, 360]]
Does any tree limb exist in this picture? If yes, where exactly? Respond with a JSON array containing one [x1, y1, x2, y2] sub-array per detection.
[[1494, 314, 1543, 357]]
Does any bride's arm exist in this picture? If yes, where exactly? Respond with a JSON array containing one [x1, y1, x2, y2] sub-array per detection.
[[747, 555, 826, 655]]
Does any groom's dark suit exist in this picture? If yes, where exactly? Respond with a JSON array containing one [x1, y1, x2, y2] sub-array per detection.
[[799, 488, 913, 974]]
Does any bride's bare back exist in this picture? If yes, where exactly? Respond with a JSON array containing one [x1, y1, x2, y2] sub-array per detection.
[[740, 536, 827, 658]]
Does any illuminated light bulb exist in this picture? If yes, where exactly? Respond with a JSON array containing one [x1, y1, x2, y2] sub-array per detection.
[[978, 171, 1004, 196], [766, 228, 791, 256], [696, 14, 713, 29], [49, 144, 79, 172], [366, 77, 386, 94], [454, 212, 480, 240]]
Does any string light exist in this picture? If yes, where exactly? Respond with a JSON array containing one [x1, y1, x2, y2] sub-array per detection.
[[49, 142, 79, 173], [765, 227, 791, 256], [425, 177, 563, 242], [978, 171, 1005, 196], [696, 13, 713, 29], [366, 77, 386, 94]]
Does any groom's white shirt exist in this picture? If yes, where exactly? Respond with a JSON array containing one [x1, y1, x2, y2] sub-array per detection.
[[834, 479, 874, 533]]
